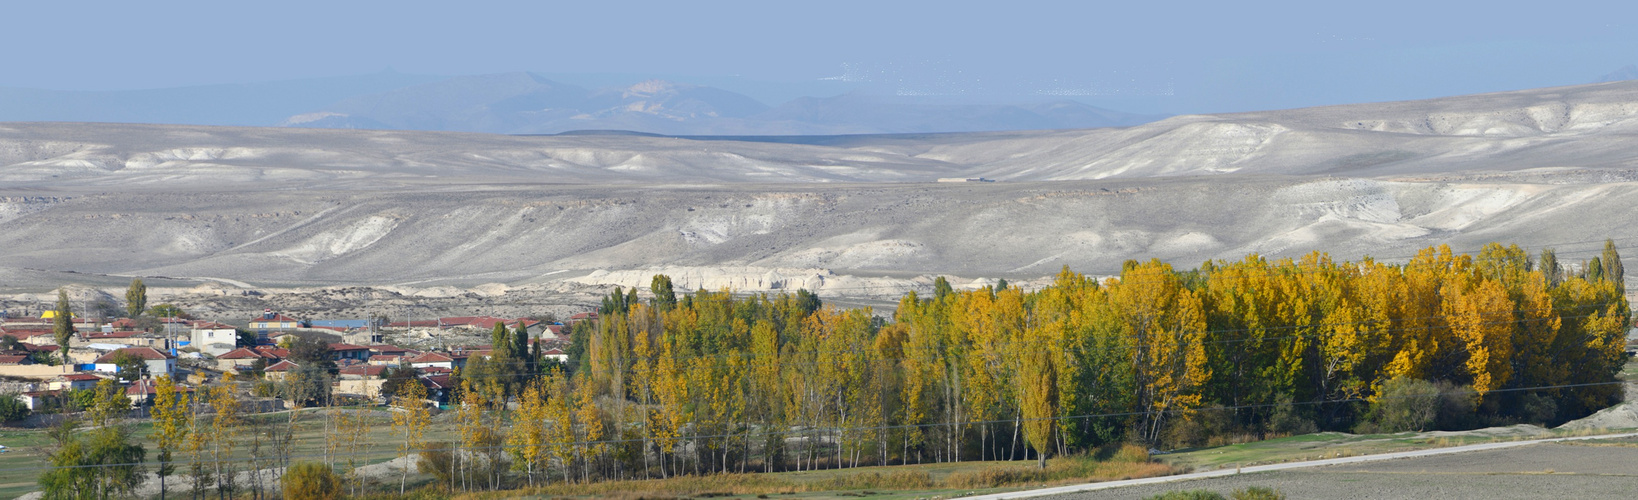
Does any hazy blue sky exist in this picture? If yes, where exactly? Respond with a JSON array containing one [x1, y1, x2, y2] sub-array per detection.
[[5, 0, 1638, 114]]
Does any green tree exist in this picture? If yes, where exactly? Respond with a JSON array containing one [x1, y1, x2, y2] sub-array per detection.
[[38, 424, 147, 500], [124, 279, 147, 319], [112, 352, 145, 382], [651, 274, 677, 310], [146, 303, 187, 319], [1539, 248, 1562, 286], [0, 392, 29, 422], [287, 335, 337, 373], [52, 289, 73, 366], [1370, 377, 1440, 432]]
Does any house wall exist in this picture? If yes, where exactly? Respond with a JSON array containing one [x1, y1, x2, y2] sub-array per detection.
[[191, 329, 237, 356], [0, 365, 76, 380], [337, 378, 385, 399]]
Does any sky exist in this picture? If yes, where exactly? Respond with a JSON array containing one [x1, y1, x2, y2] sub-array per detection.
[[4, 0, 1638, 114]]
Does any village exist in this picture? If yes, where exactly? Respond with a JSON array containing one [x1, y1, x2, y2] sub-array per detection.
[[0, 306, 593, 420]]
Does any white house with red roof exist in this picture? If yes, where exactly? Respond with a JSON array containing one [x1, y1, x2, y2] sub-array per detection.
[[541, 347, 568, 363], [406, 352, 455, 371], [189, 321, 239, 356], [248, 310, 302, 331], [263, 360, 299, 382], [93, 347, 175, 377], [214, 346, 285, 372], [51, 373, 106, 392]]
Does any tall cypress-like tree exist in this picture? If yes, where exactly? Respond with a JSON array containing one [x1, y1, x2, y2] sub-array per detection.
[[125, 278, 147, 319], [1588, 257, 1606, 283], [491, 322, 513, 361], [1539, 248, 1562, 286], [1603, 239, 1625, 289], [52, 289, 73, 366], [514, 322, 531, 376]]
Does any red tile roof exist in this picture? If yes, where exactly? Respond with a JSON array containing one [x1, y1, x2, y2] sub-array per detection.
[[265, 360, 300, 372], [60, 373, 103, 381], [94, 347, 173, 363], [20, 342, 58, 352], [328, 343, 369, 351], [406, 352, 454, 363], [419, 374, 452, 390], [339, 365, 388, 377], [0, 354, 29, 364], [84, 331, 145, 340]]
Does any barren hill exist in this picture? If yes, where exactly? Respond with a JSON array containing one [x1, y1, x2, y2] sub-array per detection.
[[5, 80, 1638, 301]]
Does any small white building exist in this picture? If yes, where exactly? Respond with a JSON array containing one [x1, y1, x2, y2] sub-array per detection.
[[189, 322, 239, 356], [406, 352, 455, 371], [92, 347, 176, 378]]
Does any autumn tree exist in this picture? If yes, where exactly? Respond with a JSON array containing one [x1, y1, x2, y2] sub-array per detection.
[[391, 379, 431, 495], [152, 376, 189, 500]]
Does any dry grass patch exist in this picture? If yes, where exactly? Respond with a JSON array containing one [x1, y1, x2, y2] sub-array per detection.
[[944, 445, 1170, 489]]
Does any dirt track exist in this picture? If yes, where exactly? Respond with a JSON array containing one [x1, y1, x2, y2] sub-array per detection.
[[1059, 442, 1638, 499]]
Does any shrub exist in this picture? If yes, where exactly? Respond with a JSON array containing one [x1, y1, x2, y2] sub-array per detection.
[[1370, 377, 1440, 432], [1231, 486, 1286, 500], [283, 462, 341, 500], [1146, 490, 1226, 500], [251, 381, 280, 398]]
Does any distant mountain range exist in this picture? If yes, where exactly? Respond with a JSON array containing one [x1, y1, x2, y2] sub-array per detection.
[[0, 72, 1162, 135]]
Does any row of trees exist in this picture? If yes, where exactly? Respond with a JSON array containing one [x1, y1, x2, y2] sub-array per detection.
[[419, 242, 1628, 490]]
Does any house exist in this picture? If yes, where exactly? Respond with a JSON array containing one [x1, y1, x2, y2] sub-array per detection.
[[337, 364, 391, 398], [92, 347, 176, 377], [263, 360, 299, 382], [329, 343, 371, 362], [51, 373, 105, 392], [16, 390, 63, 412], [80, 331, 162, 349], [368, 354, 404, 366], [541, 324, 566, 339], [0, 354, 32, 365], [19, 330, 59, 346], [248, 310, 301, 332], [189, 322, 239, 356], [417, 374, 453, 404], [125, 378, 190, 407], [214, 347, 284, 372], [18, 342, 58, 355], [406, 352, 454, 371], [541, 347, 568, 363]]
